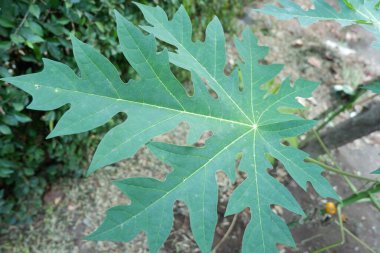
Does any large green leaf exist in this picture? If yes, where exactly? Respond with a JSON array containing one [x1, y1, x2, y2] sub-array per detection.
[[256, 0, 380, 49], [3, 4, 337, 253]]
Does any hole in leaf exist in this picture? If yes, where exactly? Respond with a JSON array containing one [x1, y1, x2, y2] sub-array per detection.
[[170, 63, 194, 96], [193, 130, 213, 147], [199, 77, 218, 99]]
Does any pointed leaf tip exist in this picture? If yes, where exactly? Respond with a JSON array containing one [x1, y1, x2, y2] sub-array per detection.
[[69, 33, 78, 43], [86, 163, 98, 176], [113, 9, 124, 21]]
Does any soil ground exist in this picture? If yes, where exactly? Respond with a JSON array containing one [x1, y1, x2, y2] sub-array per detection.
[[1, 1, 380, 252]]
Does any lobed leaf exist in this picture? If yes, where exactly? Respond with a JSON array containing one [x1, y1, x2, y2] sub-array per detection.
[[3, 4, 338, 253]]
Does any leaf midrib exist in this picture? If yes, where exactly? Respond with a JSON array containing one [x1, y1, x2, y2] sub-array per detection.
[[90, 113, 182, 170], [76, 42, 122, 99], [91, 129, 254, 238], [252, 129, 266, 251], [141, 15, 254, 125], [257, 130, 319, 189], [26, 83, 251, 127], [120, 20, 186, 111]]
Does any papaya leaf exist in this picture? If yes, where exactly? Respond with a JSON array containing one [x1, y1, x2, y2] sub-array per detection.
[[3, 4, 337, 253], [364, 81, 380, 93], [256, 0, 380, 49]]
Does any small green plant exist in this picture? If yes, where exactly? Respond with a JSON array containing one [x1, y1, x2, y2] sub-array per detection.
[[3, 3, 340, 252]]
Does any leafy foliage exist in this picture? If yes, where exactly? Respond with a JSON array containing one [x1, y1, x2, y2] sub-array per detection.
[[4, 4, 337, 253], [0, 0, 244, 225], [256, 0, 380, 49]]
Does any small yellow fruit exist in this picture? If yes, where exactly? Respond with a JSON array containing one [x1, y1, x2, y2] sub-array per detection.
[[341, 213, 347, 223], [325, 202, 337, 215]]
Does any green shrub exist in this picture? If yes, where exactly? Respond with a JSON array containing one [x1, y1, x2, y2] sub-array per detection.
[[0, 0, 245, 225]]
